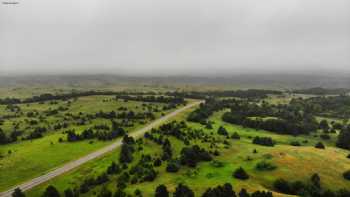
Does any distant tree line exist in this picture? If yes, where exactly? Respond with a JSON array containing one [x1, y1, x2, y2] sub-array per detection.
[[167, 89, 282, 99], [292, 87, 349, 95], [0, 91, 185, 105]]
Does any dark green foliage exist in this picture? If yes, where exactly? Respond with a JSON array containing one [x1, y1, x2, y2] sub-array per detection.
[[79, 173, 109, 193], [173, 184, 194, 197], [250, 191, 273, 197], [129, 155, 157, 183], [222, 98, 319, 136], [231, 132, 240, 140], [166, 159, 181, 172], [202, 183, 236, 197], [255, 161, 277, 171], [63, 188, 75, 197], [343, 170, 350, 180], [290, 141, 301, 146], [274, 178, 291, 194], [238, 189, 250, 197], [12, 188, 25, 197], [107, 162, 121, 174], [320, 134, 331, 140], [319, 120, 329, 131], [119, 135, 135, 163], [337, 126, 350, 150], [180, 145, 212, 167], [315, 142, 325, 149], [155, 185, 169, 197], [217, 126, 229, 136], [311, 173, 321, 188], [98, 187, 112, 197], [162, 138, 172, 161], [252, 137, 275, 147], [0, 129, 10, 144], [153, 158, 162, 167], [233, 167, 249, 180], [114, 189, 127, 197], [42, 185, 60, 197]]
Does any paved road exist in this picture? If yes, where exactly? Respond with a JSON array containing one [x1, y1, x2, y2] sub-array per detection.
[[0, 101, 201, 197]]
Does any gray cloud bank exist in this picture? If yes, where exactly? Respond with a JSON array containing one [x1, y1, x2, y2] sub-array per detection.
[[0, 0, 349, 75]]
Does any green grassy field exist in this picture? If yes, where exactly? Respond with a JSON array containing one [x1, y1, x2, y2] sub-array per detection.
[[0, 95, 176, 191], [24, 106, 350, 197]]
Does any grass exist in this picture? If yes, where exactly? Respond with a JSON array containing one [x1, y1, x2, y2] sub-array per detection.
[[24, 106, 350, 197], [0, 95, 176, 191]]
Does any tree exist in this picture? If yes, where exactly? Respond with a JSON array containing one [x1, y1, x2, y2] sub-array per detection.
[[166, 159, 181, 172], [252, 137, 275, 147], [155, 184, 169, 197], [311, 173, 321, 188], [319, 120, 329, 131], [218, 126, 229, 136], [173, 184, 194, 197], [315, 142, 325, 149], [343, 170, 350, 180], [162, 139, 172, 161], [42, 185, 60, 197], [274, 178, 290, 194], [250, 191, 273, 197], [63, 188, 74, 197], [202, 183, 236, 197], [231, 132, 240, 140], [107, 161, 121, 174], [0, 129, 9, 144], [238, 189, 250, 197], [337, 127, 350, 150], [119, 136, 135, 163], [233, 167, 249, 180], [180, 145, 212, 167], [12, 188, 25, 197]]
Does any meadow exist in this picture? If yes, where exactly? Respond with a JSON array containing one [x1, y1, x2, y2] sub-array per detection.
[[25, 105, 350, 197], [0, 95, 177, 191], [1, 88, 350, 197]]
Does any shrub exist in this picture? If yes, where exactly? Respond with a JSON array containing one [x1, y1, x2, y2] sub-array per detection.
[[252, 137, 275, 147], [173, 184, 194, 197], [290, 141, 301, 146], [251, 191, 273, 197], [315, 142, 325, 149], [166, 159, 181, 172], [218, 126, 229, 136], [42, 185, 60, 197], [238, 188, 250, 197], [255, 161, 277, 171], [274, 178, 290, 194], [343, 170, 350, 180], [202, 183, 236, 197], [155, 185, 169, 197], [210, 160, 224, 168], [233, 167, 249, 180], [231, 132, 240, 140], [12, 188, 25, 197]]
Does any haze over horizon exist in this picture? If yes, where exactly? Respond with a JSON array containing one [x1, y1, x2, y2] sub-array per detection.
[[1, 0, 349, 76]]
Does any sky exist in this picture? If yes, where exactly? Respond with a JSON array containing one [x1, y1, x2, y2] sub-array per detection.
[[0, 0, 349, 76]]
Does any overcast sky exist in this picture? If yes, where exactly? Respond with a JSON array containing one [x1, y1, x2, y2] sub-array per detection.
[[0, 0, 349, 75]]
